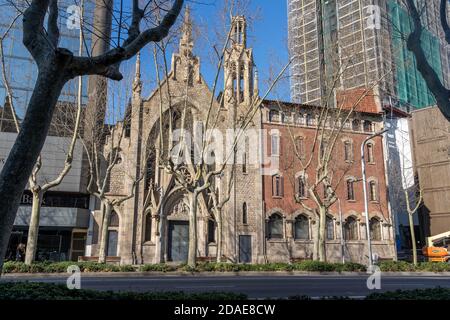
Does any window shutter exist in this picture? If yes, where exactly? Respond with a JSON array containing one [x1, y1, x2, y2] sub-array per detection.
[[268, 133, 272, 156], [281, 176, 284, 197]]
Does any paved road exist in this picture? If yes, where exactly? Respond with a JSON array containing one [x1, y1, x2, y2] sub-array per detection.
[[3, 275, 450, 298]]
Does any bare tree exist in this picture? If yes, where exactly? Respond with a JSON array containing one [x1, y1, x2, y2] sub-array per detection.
[[0, 0, 184, 270], [0, 9, 85, 265]]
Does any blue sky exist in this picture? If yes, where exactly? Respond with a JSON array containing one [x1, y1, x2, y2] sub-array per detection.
[[105, 0, 290, 121], [116, 1, 290, 108]]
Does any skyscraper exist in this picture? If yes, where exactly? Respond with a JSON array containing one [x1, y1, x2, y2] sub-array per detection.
[[287, 0, 450, 112], [0, 0, 95, 117]]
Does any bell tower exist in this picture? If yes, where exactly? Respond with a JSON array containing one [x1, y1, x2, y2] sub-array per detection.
[[224, 16, 258, 109], [171, 6, 201, 85]]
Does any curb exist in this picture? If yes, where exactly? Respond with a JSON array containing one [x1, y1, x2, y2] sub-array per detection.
[[2, 271, 450, 278]]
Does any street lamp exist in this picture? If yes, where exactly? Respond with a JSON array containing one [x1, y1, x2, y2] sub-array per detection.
[[361, 129, 388, 269]]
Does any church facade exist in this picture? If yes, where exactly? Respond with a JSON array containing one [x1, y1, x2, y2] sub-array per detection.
[[84, 10, 396, 265]]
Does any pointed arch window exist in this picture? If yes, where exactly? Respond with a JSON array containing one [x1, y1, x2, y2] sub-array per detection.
[[294, 215, 309, 240], [268, 213, 283, 239], [326, 216, 334, 240], [344, 216, 358, 240], [370, 217, 382, 241], [144, 213, 152, 242]]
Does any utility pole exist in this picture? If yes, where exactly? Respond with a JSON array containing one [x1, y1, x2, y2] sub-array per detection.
[[361, 129, 388, 269]]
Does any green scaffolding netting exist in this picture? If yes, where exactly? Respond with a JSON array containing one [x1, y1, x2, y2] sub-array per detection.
[[389, 0, 444, 109]]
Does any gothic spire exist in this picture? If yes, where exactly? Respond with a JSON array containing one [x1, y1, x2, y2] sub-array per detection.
[[179, 6, 193, 56], [133, 51, 142, 93]]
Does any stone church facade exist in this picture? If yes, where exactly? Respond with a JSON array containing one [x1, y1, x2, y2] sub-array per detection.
[[85, 10, 395, 265]]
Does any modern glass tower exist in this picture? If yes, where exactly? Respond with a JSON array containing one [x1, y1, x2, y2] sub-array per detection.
[[0, 0, 95, 117], [287, 0, 450, 111]]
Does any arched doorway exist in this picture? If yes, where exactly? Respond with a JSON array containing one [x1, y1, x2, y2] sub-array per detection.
[[165, 194, 190, 262]]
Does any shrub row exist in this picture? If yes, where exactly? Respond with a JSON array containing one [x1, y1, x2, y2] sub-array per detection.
[[0, 282, 246, 300], [2, 261, 136, 273], [365, 287, 450, 300], [378, 261, 450, 272], [3, 260, 450, 274], [2, 282, 449, 300]]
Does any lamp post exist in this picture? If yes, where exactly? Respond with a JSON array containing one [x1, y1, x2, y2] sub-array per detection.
[[338, 199, 345, 264], [361, 129, 388, 269]]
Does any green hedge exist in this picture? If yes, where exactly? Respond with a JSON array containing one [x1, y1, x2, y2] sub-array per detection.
[[141, 261, 367, 273], [0, 282, 246, 300], [2, 261, 136, 273], [366, 287, 450, 300], [378, 261, 450, 272], [2, 282, 449, 300], [4, 260, 450, 274]]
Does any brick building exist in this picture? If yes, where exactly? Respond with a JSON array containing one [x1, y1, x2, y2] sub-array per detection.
[[260, 100, 396, 263]]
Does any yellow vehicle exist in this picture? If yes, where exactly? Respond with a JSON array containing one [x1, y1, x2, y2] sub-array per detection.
[[422, 231, 450, 263]]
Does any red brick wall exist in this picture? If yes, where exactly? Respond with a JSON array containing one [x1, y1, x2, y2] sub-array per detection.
[[336, 88, 380, 114], [261, 121, 389, 221]]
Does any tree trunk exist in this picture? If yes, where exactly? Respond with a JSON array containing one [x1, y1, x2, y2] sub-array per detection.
[[24, 191, 43, 265], [188, 191, 199, 267], [313, 219, 320, 261], [318, 206, 327, 262], [0, 70, 66, 271], [408, 213, 418, 265], [216, 208, 222, 263], [98, 201, 112, 264]]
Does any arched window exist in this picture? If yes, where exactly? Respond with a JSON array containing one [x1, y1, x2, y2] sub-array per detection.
[[272, 174, 284, 197], [295, 136, 305, 159], [107, 211, 119, 257], [364, 121, 373, 132], [294, 215, 309, 240], [352, 119, 360, 131], [296, 175, 307, 198], [370, 217, 382, 241], [297, 113, 305, 125], [208, 218, 216, 243], [320, 140, 328, 159], [242, 202, 248, 224], [344, 140, 353, 162], [326, 216, 334, 240], [271, 133, 280, 156], [369, 180, 378, 202], [268, 213, 283, 239], [144, 213, 152, 242], [347, 179, 355, 201], [367, 143, 375, 163], [269, 110, 280, 122], [306, 113, 314, 126], [344, 216, 358, 240], [110, 211, 119, 227]]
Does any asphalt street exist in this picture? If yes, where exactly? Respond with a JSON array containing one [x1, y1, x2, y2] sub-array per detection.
[[3, 275, 450, 298]]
